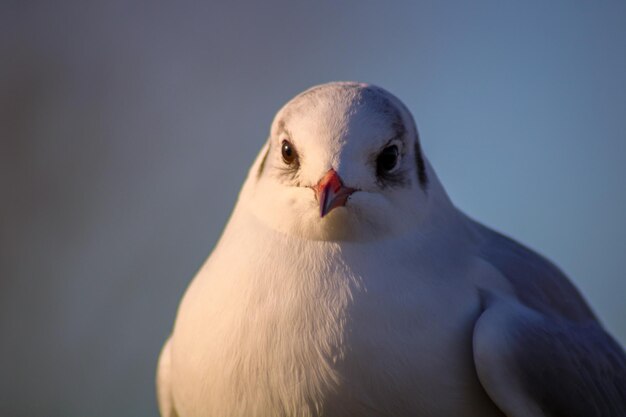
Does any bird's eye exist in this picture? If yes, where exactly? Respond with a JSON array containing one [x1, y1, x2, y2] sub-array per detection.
[[376, 145, 399, 174], [281, 140, 297, 165]]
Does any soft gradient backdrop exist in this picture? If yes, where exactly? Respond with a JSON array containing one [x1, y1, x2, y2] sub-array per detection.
[[2, 1, 625, 416]]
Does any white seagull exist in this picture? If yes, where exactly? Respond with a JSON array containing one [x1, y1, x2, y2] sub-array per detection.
[[157, 82, 626, 417]]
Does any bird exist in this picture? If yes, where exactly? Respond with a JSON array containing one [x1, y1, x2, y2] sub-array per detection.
[[157, 82, 626, 417]]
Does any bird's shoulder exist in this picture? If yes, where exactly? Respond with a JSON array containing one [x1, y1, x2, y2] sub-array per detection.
[[467, 217, 595, 322]]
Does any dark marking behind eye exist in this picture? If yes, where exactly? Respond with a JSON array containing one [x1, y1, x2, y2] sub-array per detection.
[[415, 140, 428, 188], [256, 144, 270, 180]]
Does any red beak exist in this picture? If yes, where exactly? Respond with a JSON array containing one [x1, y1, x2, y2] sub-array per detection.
[[312, 169, 357, 218]]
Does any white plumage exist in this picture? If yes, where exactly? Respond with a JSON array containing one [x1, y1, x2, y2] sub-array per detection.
[[158, 82, 626, 417]]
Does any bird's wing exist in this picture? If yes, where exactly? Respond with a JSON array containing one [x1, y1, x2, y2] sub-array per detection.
[[473, 292, 626, 417], [469, 217, 626, 416], [157, 337, 179, 417]]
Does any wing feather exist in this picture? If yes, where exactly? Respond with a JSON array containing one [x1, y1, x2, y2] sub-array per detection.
[[474, 293, 626, 417], [469, 218, 626, 416]]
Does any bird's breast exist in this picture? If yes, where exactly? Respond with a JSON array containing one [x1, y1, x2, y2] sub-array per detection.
[[170, 210, 502, 416]]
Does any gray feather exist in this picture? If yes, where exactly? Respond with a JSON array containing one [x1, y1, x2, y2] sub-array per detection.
[[471, 220, 626, 417], [471, 217, 595, 321]]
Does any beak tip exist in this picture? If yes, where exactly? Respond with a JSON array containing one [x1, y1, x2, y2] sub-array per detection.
[[314, 169, 356, 218]]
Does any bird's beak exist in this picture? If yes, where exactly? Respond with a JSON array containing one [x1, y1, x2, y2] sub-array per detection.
[[313, 169, 357, 218]]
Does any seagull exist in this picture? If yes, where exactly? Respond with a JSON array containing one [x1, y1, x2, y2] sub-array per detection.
[[157, 82, 626, 417]]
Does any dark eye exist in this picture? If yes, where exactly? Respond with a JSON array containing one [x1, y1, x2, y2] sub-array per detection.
[[281, 140, 297, 165], [376, 145, 399, 174]]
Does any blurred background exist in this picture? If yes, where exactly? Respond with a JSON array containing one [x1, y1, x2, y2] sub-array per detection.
[[1, 1, 625, 416]]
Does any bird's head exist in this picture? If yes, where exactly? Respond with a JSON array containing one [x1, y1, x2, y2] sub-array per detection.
[[242, 82, 443, 241]]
